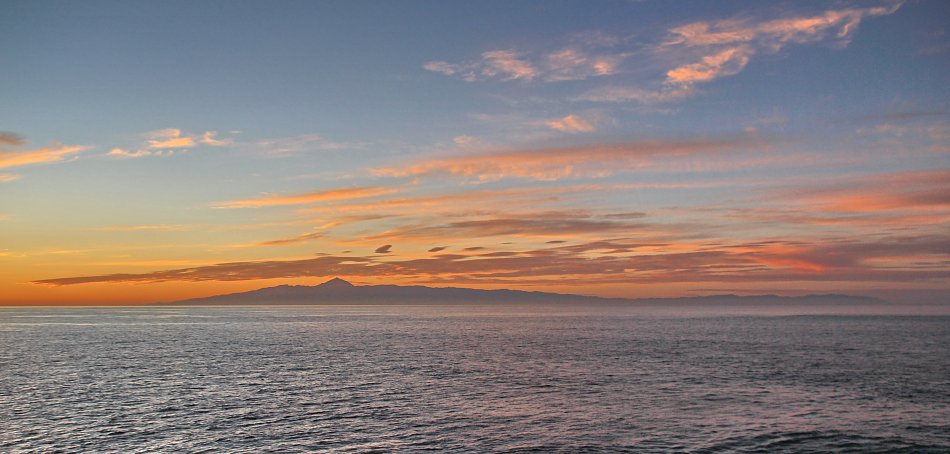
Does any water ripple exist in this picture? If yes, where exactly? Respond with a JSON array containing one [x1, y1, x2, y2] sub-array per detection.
[[1, 307, 948, 452]]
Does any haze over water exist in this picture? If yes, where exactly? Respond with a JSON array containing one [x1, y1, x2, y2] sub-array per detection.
[[3, 304, 948, 452]]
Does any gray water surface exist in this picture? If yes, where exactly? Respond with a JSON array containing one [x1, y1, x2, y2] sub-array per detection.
[[2, 305, 948, 452]]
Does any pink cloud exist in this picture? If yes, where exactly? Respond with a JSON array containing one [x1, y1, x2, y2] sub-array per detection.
[[665, 46, 751, 87], [481, 50, 537, 80], [660, 3, 901, 87], [424, 39, 627, 83]]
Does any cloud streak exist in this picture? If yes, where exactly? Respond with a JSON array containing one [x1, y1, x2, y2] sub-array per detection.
[[251, 231, 324, 247], [33, 233, 948, 288], [366, 211, 654, 241], [373, 136, 764, 181], [0, 144, 89, 170], [216, 186, 399, 209], [784, 169, 950, 213]]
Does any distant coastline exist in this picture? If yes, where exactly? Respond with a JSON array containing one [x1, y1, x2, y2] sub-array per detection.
[[159, 277, 889, 307]]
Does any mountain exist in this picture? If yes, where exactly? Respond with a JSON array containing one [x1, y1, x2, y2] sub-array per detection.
[[160, 278, 887, 306]]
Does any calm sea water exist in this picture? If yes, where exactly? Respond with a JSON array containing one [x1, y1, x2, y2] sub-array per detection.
[[1, 305, 948, 452]]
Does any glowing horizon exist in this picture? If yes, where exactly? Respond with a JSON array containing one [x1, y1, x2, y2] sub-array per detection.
[[1, 0, 947, 305]]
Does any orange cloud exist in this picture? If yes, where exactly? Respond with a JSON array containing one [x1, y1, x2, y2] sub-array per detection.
[[373, 137, 763, 181], [0, 144, 89, 170], [147, 128, 195, 149], [216, 186, 399, 208], [144, 128, 230, 150], [107, 148, 153, 159]]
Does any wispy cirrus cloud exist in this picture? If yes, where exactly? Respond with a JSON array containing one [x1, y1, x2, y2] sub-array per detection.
[[216, 186, 398, 209], [303, 186, 557, 214], [544, 114, 597, 133], [32, 255, 384, 286], [660, 3, 902, 88], [480, 50, 538, 80], [247, 231, 324, 247], [424, 33, 628, 83], [373, 136, 764, 181], [365, 211, 654, 241], [425, 50, 540, 81], [0, 144, 90, 170], [95, 225, 185, 232], [106, 128, 232, 159], [253, 133, 355, 156], [426, 3, 900, 106], [663, 3, 901, 49], [784, 169, 950, 213], [572, 3, 902, 103]]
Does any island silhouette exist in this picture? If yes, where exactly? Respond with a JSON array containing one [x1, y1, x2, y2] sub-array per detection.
[[160, 277, 886, 306]]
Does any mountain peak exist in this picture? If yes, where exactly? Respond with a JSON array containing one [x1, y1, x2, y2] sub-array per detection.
[[319, 277, 354, 288]]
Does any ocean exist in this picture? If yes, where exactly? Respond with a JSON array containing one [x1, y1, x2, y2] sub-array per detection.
[[2, 305, 948, 452]]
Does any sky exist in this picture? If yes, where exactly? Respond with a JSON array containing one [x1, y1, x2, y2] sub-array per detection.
[[1, 0, 948, 305]]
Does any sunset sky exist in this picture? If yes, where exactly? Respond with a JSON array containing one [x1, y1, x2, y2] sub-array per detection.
[[1, 0, 948, 304]]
